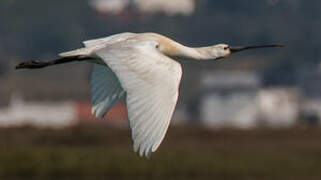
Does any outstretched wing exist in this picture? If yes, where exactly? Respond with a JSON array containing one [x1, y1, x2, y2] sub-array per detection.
[[59, 33, 137, 118], [59, 32, 137, 57], [83, 32, 136, 47], [89, 33, 136, 117], [90, 64, 125, 118], [95, 40, 182, 157]]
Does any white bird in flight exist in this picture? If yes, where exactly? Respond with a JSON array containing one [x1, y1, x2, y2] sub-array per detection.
[[16, 32, 283, 157]]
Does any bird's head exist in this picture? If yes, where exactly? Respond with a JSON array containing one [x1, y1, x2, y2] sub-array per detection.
[[210, 44, 232, 59], [211, 44, 284, 60]]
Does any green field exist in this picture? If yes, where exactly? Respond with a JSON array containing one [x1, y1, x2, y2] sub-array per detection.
[[0, 125, 321, 179]]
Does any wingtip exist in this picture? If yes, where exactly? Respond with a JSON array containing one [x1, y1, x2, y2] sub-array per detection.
[[145, 151, 152, 159], [138, 150, 152, 159], [91, 106, 97, 116], [134, 143, 152, 158], [91, 105, 106, 118], [152, 143, 161, 152], [133, 143, 140, 153]]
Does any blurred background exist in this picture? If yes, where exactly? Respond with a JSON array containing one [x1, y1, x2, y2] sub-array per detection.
[[1, 0, 321, 179]]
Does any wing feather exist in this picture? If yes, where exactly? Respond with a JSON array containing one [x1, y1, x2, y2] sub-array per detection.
[[95, 40, 182, 157], [83, 32, 136, 47], [90, 64, 125, 118], [59, 32, 137, 58], [59, 33, 137, 118]]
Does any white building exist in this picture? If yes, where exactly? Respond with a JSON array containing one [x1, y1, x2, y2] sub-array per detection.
[[0, 95, 76, 128], [257, 88, 301, 128], [89, 0, 195, 16], [198, 71, 302, 129], [199, 71, 261, 129]]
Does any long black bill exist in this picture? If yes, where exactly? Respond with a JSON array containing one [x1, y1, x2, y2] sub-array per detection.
[[230, 44, 284, 53]]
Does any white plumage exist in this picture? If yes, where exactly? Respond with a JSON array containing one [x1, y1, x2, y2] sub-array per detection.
[[61, 33, 182, 157], [94, 35, 182, 157], [16, 32, 283, 157]]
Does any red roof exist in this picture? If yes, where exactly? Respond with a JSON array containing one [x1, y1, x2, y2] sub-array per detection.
[[76, 101, 129, 127]]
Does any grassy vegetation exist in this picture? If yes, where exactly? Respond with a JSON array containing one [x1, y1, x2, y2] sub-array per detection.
[[0, 125, 321, 179]]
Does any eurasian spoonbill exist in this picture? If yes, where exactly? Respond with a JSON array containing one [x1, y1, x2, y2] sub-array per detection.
[[16, 32, 283, 157]]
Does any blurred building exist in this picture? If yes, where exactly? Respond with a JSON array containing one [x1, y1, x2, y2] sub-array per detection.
[[193, 71, 305, 129], [88, 0, 195, 16], [257, 88, 301, 128], [0, 94, 187, 128], [89, 0, 130, 15], [0, 86, 319, 129], [0, 94, 76, 128], [198, 71, 261, 129], [301, 98, 321, 125], [0, 94, 129, 128], [76, 101, 129, 127], [135, 0, 195, 16]]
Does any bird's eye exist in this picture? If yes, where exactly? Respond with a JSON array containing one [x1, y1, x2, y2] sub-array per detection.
[[156, 44, 160, 49], [224, 46, 229, 50]]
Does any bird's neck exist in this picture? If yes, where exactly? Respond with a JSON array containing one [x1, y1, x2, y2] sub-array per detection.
[[164, 41, 217, 60], [180, 46, 217, 60]]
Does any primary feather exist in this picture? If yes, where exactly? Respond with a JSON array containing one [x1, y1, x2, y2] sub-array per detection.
[[90, 64, 125, 118]]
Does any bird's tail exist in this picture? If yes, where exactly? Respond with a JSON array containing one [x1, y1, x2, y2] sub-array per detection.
[[15, 55, 93, 70]]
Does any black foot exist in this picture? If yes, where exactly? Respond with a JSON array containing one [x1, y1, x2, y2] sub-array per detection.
[[15, 61, 49, 70]]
